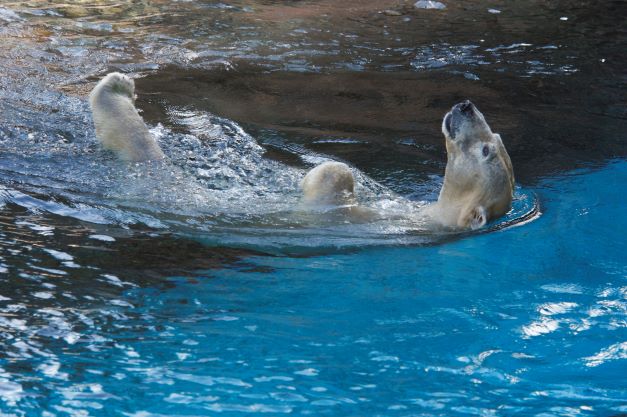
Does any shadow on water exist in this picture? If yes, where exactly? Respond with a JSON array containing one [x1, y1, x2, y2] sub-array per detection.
[[137, 61, 626, 187], [0, 202, 270, 286], [131, 0, 626, 187]]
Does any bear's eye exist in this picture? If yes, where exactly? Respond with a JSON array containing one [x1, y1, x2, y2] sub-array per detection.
[[482, 145, 490, 157]]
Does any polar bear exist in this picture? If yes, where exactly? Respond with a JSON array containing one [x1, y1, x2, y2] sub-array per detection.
[[430, 100, 514, 229], [89, 72, 164, 161], [305, 100, 514, 229], [88, 73, 513, 230]]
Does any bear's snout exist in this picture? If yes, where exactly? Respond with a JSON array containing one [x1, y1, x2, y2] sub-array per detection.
[[443, 100, 482, 140], [455, 100, 475, 116]]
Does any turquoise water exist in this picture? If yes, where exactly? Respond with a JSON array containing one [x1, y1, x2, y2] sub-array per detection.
[[1, 161, 624, 415]]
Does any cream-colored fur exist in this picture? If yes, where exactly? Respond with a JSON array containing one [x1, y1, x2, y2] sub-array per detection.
[[304, 101, 514, 229], [429, 100, 514, 229], [89, 72, 164, 162], [301, 161, 355, 205]]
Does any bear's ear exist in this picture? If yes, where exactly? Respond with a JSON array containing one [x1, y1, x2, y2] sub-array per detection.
[[460, 205, 487, 230], [492, 133, 502, 143]]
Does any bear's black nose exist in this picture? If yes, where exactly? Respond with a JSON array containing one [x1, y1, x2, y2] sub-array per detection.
[[459, 100, 474, 114]]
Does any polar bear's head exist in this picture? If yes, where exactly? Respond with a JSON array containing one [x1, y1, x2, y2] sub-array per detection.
[[438, 100, 514, 229]]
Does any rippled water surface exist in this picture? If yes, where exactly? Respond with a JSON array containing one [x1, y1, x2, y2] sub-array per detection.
[[0, 0, 626, 415]]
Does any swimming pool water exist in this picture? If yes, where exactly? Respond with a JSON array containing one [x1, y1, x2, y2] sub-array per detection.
[[0, 1, 626, 415], [1, 161, 624, 416]]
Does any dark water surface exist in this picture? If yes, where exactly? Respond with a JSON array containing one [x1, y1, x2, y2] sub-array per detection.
[[0, 0, 626, 415]]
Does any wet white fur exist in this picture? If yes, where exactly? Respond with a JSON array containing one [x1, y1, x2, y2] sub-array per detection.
[[429, 106, 514, 229], [89, 72, 164, 161], [301, 161, 355, 205], [305, 107, 514, 230]]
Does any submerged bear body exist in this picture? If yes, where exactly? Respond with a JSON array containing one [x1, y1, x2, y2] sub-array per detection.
[[301, 161, 355, 206]]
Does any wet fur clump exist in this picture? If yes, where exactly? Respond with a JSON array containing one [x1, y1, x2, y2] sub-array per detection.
[[89, 72, 164, 162], [301, 161, 355, 205]]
